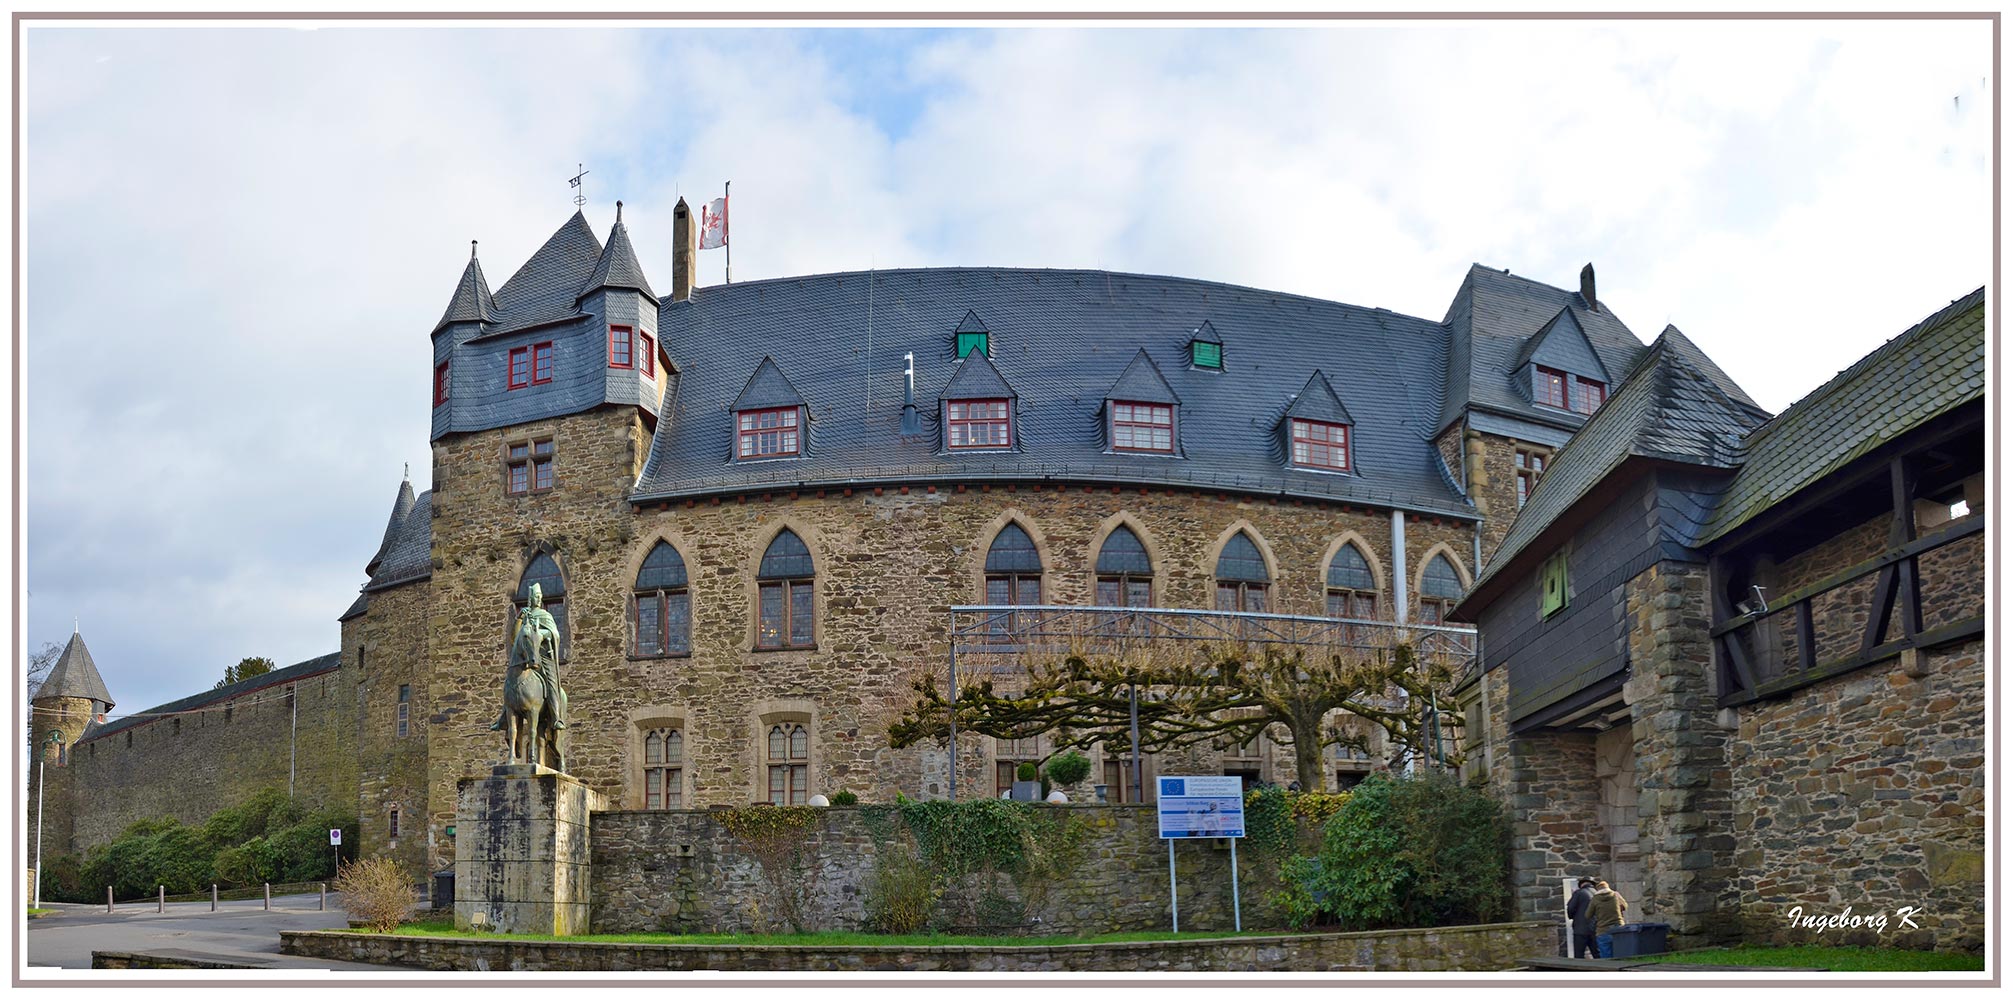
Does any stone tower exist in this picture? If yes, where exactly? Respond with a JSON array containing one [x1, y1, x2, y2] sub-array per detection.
[[30, 631, 115, 855]]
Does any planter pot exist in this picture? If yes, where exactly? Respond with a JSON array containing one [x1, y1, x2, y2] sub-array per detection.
[[1011, 781, 1043, 802]]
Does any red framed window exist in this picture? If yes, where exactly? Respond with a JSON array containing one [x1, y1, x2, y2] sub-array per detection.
[[508, 341, 555, 389], [1574, 377, 1606, 415], [433, 361, 450, 407], [1111, 401, 1174, 453], [1536, 366, 1568, 408], [1290, 418, 1350, 471], [638, 331, 656, 377], [948, 399, 1011, 449], [506, 439, 555, 495], [608, 325, 634, 369], [737, 407, 801, 459], [1515, 449, 1548, 507]]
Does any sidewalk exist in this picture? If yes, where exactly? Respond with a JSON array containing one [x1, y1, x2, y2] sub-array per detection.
[[24, 893, 407, 972]]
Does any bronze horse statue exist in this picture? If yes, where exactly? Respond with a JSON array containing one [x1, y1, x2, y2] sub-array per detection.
[[497, 583, 569, 772]]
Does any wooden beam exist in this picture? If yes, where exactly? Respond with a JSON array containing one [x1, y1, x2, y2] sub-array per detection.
[[1709, 518, 1982, 633], [1709, 557, 1760, 694], [1722, 615, 1985, 707], [1795, 600, 1816, 674], [1890, 457, 1924, 639], [1862, 564, 1899, 651]]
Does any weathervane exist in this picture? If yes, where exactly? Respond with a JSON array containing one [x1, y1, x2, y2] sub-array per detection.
[[569, 163, 589, 209]]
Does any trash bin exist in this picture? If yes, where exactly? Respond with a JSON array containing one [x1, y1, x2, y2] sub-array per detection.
[[432, 869, 454, 910], [1607, 922, 1670, 958]]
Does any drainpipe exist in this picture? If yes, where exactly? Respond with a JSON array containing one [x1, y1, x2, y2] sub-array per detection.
[[1390, 510, 1409, 625]]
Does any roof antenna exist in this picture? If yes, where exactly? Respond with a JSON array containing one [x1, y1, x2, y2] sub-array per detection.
[[569, 163, 589, 209]]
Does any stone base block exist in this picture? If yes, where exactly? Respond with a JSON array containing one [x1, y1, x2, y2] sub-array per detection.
[[454, 769, 605, 936]]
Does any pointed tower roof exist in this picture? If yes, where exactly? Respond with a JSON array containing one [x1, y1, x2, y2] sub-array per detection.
[[577, 203, 659, 305], [731, 356, 807, 411], [942, 350, 1017, 400], [432, 242, 497, 334], [1282, 370, 1354, 425], [482, 211, 604, 336], [1104, 349, 1181, 405], [36, 631, 114, 711], [364, 473, 416, 577], [1511, 307, 1609, 380]]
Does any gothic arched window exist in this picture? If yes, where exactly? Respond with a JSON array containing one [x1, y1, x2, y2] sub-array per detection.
[[514, 551, 568, 657], [1095, 525, 1154, 607], [1327, 543, 1379, 643], [757, 530, 815, 649], [1419, 553, 1465, 625], [1214, 531, 1269, 612], [985, 523, 1043, 607], [633, 542, 691, 657]]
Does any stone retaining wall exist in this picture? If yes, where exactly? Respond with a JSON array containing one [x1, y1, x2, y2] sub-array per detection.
[[280, 920, 1553, 972]]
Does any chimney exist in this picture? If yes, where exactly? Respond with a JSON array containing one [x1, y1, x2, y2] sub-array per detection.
[[1579, 263, 1598, 312], [672, 197, 698, 302]]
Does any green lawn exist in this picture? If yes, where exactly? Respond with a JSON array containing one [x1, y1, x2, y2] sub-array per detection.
[[362, 920, 1311, 948], [25, 908, 52, 917], [1638, 945, 1984, 972]]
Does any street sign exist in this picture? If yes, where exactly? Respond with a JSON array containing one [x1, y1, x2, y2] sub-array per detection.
[[329, 828, 343, 846], [1156, 776, 1245, 839]]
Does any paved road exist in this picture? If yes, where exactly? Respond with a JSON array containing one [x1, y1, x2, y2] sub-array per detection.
[[25, 894, 408, 972]]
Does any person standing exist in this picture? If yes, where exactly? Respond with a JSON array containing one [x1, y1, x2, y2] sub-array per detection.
[[1590, 880, 1629, 958], [1567, 877, 1597, 958]]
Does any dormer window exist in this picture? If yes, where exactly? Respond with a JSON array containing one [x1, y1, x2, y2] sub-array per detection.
[[737, 407, 801, 459], [956, 330, 988, 359], [608, 325, 634, 369], [1290, 419, 1350, 471], [638, 331, 656, 378], [1573, 377, 1606, 415], [1112, 402, 1174, 453], [1191, 341, 1222, 369], [953, 310, 990, 358], [1537, 366, 1568, 409], [508, 341, 554, 390], [948, 399, 1011, 449]]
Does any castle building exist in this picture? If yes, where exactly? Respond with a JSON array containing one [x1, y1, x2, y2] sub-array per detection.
[[39, 198, 1764, 882], [1452, 290, 1986, 951]]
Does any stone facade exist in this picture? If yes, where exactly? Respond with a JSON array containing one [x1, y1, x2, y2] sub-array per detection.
[[455, 769, 606, 935], [281, 920, 1556, 972]]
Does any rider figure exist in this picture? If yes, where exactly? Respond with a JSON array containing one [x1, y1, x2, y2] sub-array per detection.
[[493, 582, 566, 732]]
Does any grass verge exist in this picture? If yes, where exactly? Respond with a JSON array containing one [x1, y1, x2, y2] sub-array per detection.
[[1637, 945, 1983, 972], [347, 920, 1323, 948]]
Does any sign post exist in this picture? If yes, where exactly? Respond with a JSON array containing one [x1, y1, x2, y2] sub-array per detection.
[[1155, 775, 1246, 933], [329, 827, 343, 879]]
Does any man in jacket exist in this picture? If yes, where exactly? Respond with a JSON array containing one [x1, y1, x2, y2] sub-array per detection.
[[1590, 880, 1629, 958], [1566, 877, 1597, 958]]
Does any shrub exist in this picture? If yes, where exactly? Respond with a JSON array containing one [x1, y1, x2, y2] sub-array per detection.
[[864, 840, 937, 933], [214, 837, 279, 887], [1015, 762, 1038, 782], [332, 856, 413, 933], [1283, 772, 1511, 930], [1291, 790, 1351, 825], [830, 790, 859, 806], [1044, 750, 1091, 788]]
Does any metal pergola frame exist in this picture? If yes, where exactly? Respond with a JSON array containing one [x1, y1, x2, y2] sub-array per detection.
[[943, 604, 1478, 800]]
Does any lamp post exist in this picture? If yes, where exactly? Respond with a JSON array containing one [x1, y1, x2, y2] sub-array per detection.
[[35, 729, 62, 910]]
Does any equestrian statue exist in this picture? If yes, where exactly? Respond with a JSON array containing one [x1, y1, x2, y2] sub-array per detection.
[[493, 582, 569, 772]]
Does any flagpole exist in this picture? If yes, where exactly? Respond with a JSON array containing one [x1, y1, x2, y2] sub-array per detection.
[[724, 181, 732, 285]]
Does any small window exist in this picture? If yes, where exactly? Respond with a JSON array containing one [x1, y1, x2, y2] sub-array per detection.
[[639, 331, 656, 377], [1536, 366, 1568, 409], [1541, 551, 1569, 618], [1326, 543, 1380, 643], [633, 542, 691, 657], [985, 522, 1043, 607], [1192, 340, 1222, 369], [1290, 419, 1350, 471], [1111, 402, 1174, 453], [1214, 532, 1269, 613], [1515, 449, 1548, 508], [397, 684, 410, 737], [737, 407, 801, 459], [767, 722, 810, 805], [508, 341, 555, 390], [756, 530, 815, 650], [644, 727, 683, 809], [995, 735, 1044, 797], [434, 360, 450, 407], [388, 807, 400, 840], [507, 439, 555, 495], [956, 330, 989, 359], [609, 325, 634, 369], [948, 399, 1012, 449], [1573, 377, 1606, 415], [1095, 525, 1154, 607]]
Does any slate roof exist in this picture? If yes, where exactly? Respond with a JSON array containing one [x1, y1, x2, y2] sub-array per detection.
[[362, 489, 433, 593], [433, 251, 497, 334], [364, 477, 416, 577], [1281, 370, 1354, 426], [35, 632, 114, 709], [1189, 319, 1222, 345], [732, 357, 808, 411], [471, 211, 605, 340], [1471, 328, 1768, 595], [942, 350, 1017, 400], [1436, 265, 1759, 434], [631, 267, 1477, 516], [1512, 308, 1610, 380], [80, 652, 342, 743], [1695, 288, 1985, 544], [577, 217, 658, 305]]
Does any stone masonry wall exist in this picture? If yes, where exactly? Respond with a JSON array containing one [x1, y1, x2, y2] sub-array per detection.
[[58, 663, 360, 853], [1730, 638, 1985, 951], [1502, 728, 1605, 945], [351, 579, 437, 880], [590, 804, 1284, 936], [283, 920, 1557, 972], [1621, 561, 1737, 949]]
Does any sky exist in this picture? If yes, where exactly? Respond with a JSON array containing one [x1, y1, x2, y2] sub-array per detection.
[[19, 19, 1994, 717]]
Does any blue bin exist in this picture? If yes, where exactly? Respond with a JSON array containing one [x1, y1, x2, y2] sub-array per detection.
[[1607, 922, 1670, 958]]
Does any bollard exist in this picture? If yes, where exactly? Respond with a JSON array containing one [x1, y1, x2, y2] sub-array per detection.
[[158, 885, 165, 913], [212, 884, 218, 911], [106, 886, 113, 913], [318, 883, 326, 911], [264, 883, 271, 910]]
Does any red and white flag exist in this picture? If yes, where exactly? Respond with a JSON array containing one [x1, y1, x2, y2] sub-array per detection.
[[699, 196, 728, 249]]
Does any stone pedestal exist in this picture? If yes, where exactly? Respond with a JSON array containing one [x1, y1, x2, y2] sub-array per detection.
[[454, 765, 604, 936]]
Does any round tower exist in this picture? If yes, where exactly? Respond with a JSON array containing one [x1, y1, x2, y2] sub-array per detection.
[[30, 630, 114, 856]]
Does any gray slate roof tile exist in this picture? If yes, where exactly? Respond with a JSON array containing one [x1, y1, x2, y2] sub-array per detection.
[[433, 253, 497, 334], [942, 350, 1017, 400], [363, 489, 433, 593], [35, 632, 114, 709], [1282, 370, 1354, 426], [577, 218, 658, 305], [1105, 348, 1182, 405], [80, 652, 342, 743], [731, 357, 808, 411]]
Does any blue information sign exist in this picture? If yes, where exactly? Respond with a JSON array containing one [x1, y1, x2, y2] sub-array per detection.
[[1155, 775, 1245, 839]]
